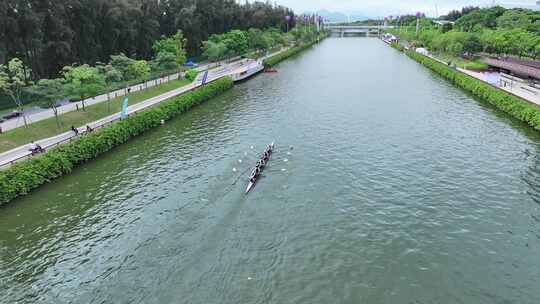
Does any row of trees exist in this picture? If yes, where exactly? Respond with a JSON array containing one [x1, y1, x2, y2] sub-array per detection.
[[416, 28, 540, 58], [201, 25, 318, 61], [390, 6, 540, 58], [0, 22, 322, 124], [0, 0, 295, 79], [0, 31, 189, 125]]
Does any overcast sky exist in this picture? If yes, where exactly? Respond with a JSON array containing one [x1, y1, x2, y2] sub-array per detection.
[[275, 0, 538, 17]]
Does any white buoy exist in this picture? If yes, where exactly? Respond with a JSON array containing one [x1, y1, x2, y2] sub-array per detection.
[[233, 168, 237, 172], [250, 146, 254, 149], [238, 159, 242, 163], [248, 277, 252, 280], [283, 159, 288, 162], [287, 152, 291, 155], [281, 168, 287, 171]]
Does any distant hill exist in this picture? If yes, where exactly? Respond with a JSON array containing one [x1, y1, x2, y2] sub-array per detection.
[[305, 10, 370, 23]]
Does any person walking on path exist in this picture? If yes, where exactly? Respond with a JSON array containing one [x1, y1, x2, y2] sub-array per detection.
[[29, 141, 43, 154], [71, 126, 79, 135]]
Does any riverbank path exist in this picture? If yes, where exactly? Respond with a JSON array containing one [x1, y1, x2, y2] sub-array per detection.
[[0, 59, 241, 132], [0, 48, 289, 168]]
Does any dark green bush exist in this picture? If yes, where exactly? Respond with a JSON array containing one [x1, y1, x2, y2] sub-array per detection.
[[406, 50, 540, 131], [0, 77, 234, 205]]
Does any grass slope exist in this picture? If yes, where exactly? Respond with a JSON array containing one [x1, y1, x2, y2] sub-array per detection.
[[0, 78, 190, 153]]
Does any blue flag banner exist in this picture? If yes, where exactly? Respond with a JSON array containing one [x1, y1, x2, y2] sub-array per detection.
[[202, 70, 209, 85], [121, 97, 129, 119]]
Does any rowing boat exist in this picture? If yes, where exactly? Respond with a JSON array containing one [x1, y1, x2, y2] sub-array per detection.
[[245, 142, 274, 194]]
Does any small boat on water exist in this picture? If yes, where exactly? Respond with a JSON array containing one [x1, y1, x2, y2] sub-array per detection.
[[264, 68, 278, 73], [246, 142, 274, 194]]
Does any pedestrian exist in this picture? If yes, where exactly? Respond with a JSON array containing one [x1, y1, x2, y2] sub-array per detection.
[[29, 141, 43, 154], [128, 88, 131, 94], [0, 126, 2, 134], [86, 125, 93, 133], [71, 125, 79, 135]]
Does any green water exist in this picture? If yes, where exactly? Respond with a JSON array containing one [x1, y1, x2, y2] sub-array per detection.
[[1, 38, 540, 303]]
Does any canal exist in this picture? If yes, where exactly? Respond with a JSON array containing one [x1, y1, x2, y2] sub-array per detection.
[[1, 38, 540, 303]]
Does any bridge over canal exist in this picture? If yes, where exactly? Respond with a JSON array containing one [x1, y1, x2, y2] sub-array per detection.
[[325, 25, 394, 37]]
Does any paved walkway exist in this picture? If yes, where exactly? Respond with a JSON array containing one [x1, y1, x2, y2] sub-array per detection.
[[458, 68, 540, 105], [423, 52, 540, 106], [0, 60, 229, 132], [0, 48, 288, 168]]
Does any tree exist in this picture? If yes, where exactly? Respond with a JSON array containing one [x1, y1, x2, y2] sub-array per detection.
[[152, 30, 187, 65], [96, 62, 122, 110], [497, 10, 531, 30], [31, 78, 67, 127], [172, 30, 188, 65], [62, 64, 105, 111], [109, 53, 136, 81], [448, 42, 464, 56], [202, 41, 228, 61], [0, 58, 32, 127], [248, 28, 268, 51], [505, 29, 538, 57], [441, 23, 453, 33], [462, 33, 482, 54], [442, 6, 480, 21], [127, 60, 150, 80], [2, 0, 295, 78], [456, 6, 506, 31], [153, 52, 178, 71], [208, 30, 249, 58], [100, 64, 123, 84]]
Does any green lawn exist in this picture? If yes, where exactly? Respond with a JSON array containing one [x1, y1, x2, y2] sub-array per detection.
[[435, 53, 489, 71], [0, 78, 190, 153]]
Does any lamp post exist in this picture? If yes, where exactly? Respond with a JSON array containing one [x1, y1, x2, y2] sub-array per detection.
[[416, 12, 423, 36]]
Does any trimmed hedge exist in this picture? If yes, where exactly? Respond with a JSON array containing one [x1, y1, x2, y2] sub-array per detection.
[[405, 50, 540, 131], [390, 42, 405, 52], [264, 34, 328, 67], [0, 77, 234, 205]]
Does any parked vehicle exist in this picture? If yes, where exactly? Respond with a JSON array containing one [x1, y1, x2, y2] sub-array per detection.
[[2, 111, 22, 120], [183, 60, 198, 68]]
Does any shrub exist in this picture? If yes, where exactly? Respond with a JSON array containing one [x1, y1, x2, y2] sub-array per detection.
[[390, 42, 405, 52], [0, 77, 234, 205], [464, 60, 489, 71], [264, 34, 328, 67], [185, 69, 199, 82], [406, 50, 540, 131]]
